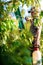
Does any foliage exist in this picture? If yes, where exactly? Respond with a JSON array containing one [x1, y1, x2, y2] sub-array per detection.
[[0, 0, 43, 65]]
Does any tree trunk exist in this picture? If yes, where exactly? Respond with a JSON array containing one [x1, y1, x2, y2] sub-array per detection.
[[32, 24, 42, 65]]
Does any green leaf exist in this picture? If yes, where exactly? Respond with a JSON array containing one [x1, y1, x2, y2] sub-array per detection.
[[40, 11, 43, 17]]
